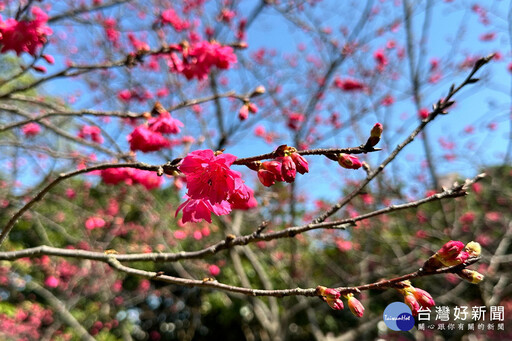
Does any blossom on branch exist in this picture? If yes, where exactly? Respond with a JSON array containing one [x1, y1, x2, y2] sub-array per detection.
[[337, 153, 362, 170], [346, 293, 365, 317], [177, 149, 256, 223], [127, 126, 171, 153], [0, 7, 52, 56], [168, 41, 237, 80]]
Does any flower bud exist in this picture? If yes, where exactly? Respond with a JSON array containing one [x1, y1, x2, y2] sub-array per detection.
[[326, 297, 344, 310], [248, 103, 258, 113], [413, 288, 435, 308], [346, 294, 364, 317], [439, 251, 469, 266], [404, 293, 420, 316], [317, 286, 340, 300], [262, 161, 283, 181], [437, 240, 465, 259], [257, 169, 276, 187], [238, 105, 249, 120], [364, 123, 383, 149], [371, 123, 383, 138], [291, 152, 309, 174], [464, 241, 481, 258], [280, 155, 297, 183], [337, 154, 362, 169], [457, 269, 484, 284], [251, 85, 266, 96]]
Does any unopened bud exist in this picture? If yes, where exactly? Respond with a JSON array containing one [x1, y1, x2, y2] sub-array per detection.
[[457, 269, 484, 284], [316, 286, 340, 300], [403, 293, 420, 316], [437, 240, 465, 259], [346, 294, 364, 317], [338, 154, 362, 170], [291, 152, 309, 174], [464, 241, 481, 258], [251, 85, 266, 97], [371, 123, 383, 138], [238, 105, 249, 120], [413, 288, 435, 308]]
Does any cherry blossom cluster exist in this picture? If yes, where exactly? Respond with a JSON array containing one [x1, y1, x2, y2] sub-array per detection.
[[78, 125, 104, 144], [251, 146, 309, 187], [316, 286, 365, 318], [423, 240, 483, 279], [100, 168, 164, 190], [176, 149, 256, 223], [168, 40, 238, 80], [0, 7, 52, 56], [128, 102, 183, 153]]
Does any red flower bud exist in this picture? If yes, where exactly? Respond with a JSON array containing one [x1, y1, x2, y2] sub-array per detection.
[[413, 288, 435, 308], [262, 161, 283, 181], [257, 169, 276, 187], [338, 154, 362, 169], [437, 240, 465, 259], [371, 123, 383, 138], [404, 294, 420, 316], [326, 297, 344, 310], [280, 155, 297, 183], [291, 152, 309, 174], [439, 251, 469, 266]]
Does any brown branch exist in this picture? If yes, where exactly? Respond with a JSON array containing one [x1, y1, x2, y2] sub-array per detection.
[[0, 161, 177, 246], [0, 172, 484, 260], [103, 256, 479, 298], [48, 0, 133, 23], [311, 54, 494, 225]]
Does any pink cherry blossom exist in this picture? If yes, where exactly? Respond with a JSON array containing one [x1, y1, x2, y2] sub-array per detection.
[[85, 216, 106, 230], [127, 125, 171, 152], [22, 123, 41, 137], [0, 7, 52, 56], [148, 111, 184, 135]]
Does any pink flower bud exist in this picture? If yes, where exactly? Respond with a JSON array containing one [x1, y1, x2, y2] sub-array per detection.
[[42, 54, 55, 64], [437, 240, 465, 259], [316, 285, 340, 300], [457, 269, 484, 284], [291, 153, 309, 174], [247, 103, 258, 113], [208, 264, 220, 276], [238, 105, 249, 120], [280, 155, 296, 182], [258, 169, 276, 187], [261, 160, 284, 183], [440, 251, 469, 266], [347, 294, 364, 317], [326, 297, 344, 310], [371, 123, 383, 138], [404, 294, 420, 316], [338, 154, 362, 169], [413, 288, 435, 308]]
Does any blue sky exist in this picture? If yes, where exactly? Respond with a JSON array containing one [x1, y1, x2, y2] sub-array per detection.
[[8, 1, 512, 207]]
